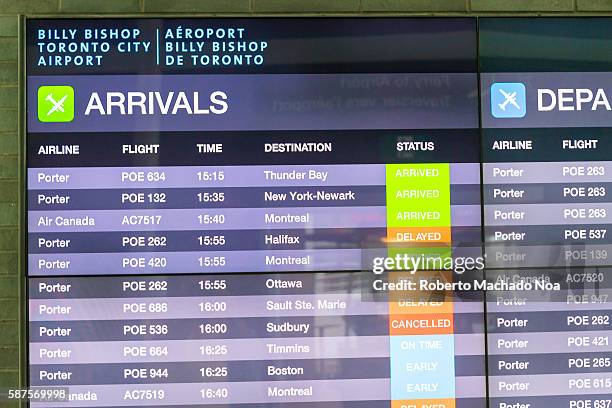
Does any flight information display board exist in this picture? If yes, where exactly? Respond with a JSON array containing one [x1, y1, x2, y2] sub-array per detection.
[[480, 18, 612, 408], [26, 18, 486, 407]]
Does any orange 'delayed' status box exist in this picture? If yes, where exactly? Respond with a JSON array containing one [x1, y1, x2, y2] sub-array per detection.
[[391, 398, 456, 408], [389, 299, 454, 315], [386, 226, 451, 244]]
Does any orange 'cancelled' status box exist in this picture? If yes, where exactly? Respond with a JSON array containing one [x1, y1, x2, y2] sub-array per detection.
[[389, 313, 454, 335]]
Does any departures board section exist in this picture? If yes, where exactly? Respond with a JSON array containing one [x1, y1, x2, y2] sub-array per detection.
[[480, 19, 612, 408], [26, 18, 486, 407]]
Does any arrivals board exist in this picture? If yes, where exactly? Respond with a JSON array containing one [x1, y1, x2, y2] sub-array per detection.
[[25, 17, 612, 408], [26, 18, 487, 407]]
